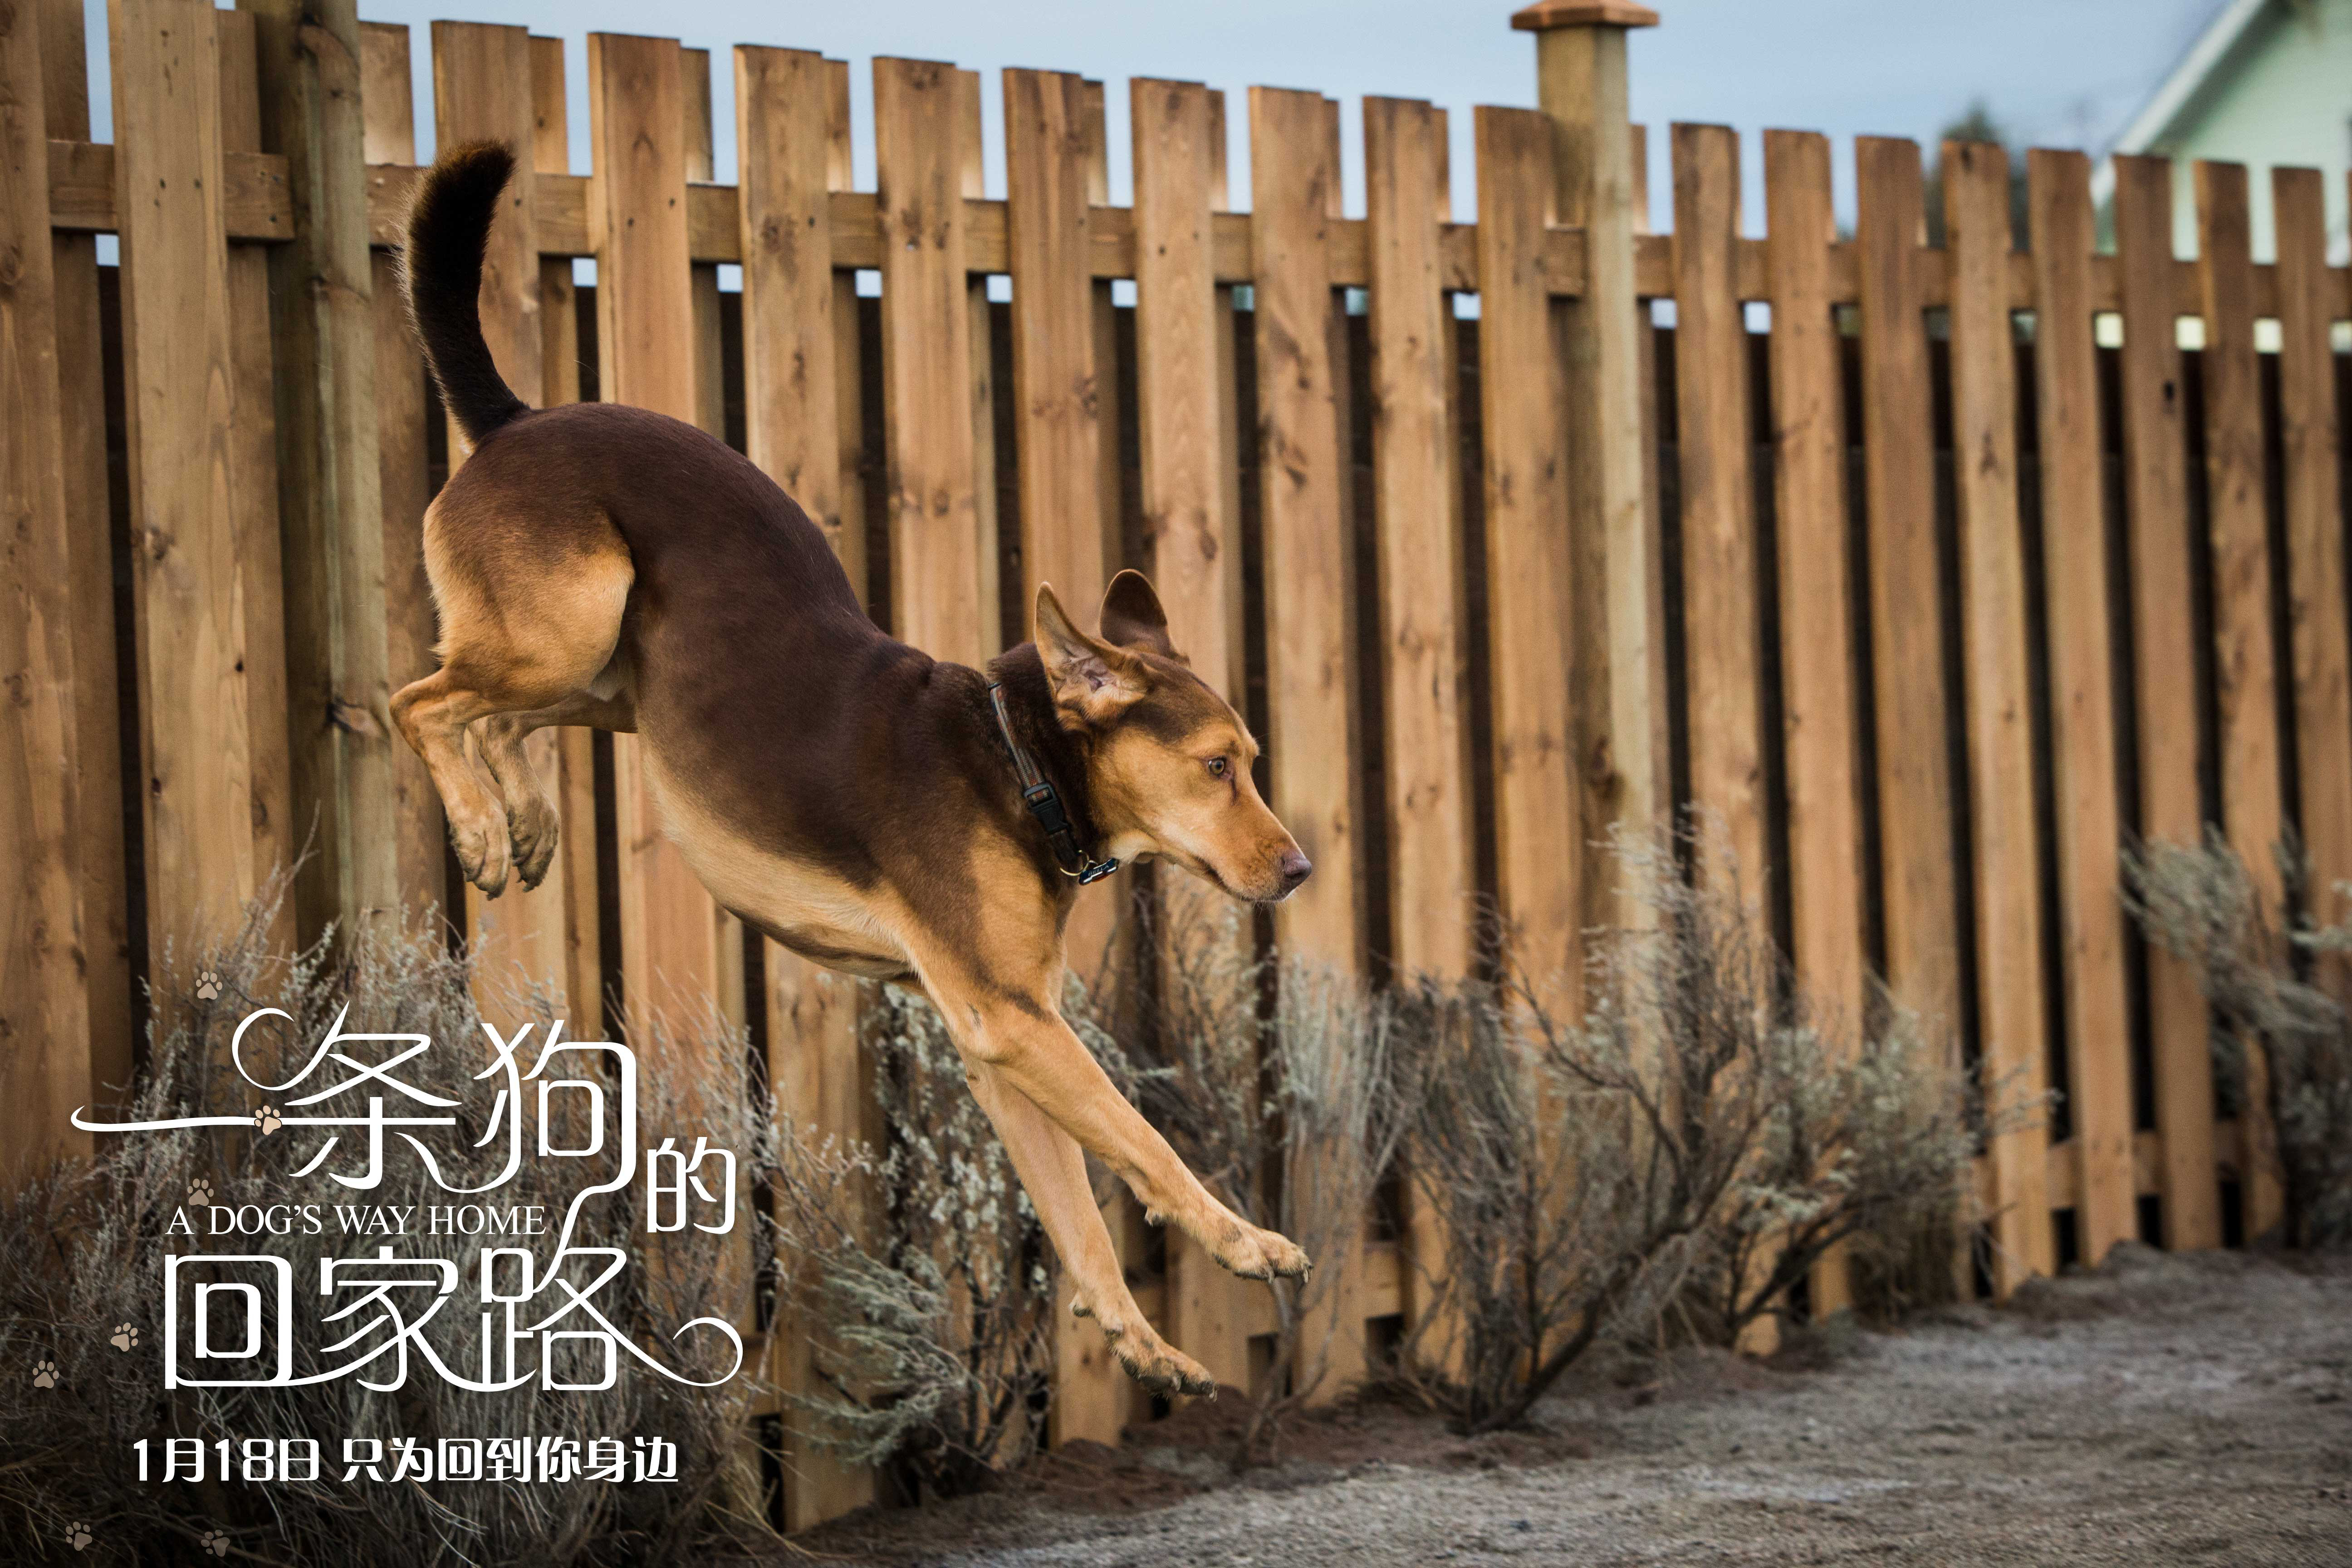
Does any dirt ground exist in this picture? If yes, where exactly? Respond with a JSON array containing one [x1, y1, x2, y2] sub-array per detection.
[[795, 1244, 2352, 1566]]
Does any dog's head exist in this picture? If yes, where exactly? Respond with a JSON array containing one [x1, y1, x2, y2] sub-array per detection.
[[1035, 572, 1310, 903]]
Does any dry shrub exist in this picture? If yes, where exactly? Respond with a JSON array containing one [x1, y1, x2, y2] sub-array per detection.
[[0, 891, 776, 1566], [1088, 887, 1411, 1466], [767, 983, 1055, 1500], [2126, 832, 2352, 1249], [1387, 827, 1990, 1435]]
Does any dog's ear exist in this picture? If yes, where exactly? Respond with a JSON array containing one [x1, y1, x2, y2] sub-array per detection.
[[1098, 569, 1183, 661], [1037, 583, 1148, 727]]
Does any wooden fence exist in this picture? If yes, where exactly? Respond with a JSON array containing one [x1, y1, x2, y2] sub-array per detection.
[[6, 0, 2352, 1530]]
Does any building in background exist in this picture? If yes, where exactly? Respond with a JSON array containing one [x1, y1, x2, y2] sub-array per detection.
[[2093, 0, 2352, 261]]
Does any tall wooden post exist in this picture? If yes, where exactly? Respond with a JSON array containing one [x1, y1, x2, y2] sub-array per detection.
[[241, 0, 400, 950], [1519, 0, 1664, 931]]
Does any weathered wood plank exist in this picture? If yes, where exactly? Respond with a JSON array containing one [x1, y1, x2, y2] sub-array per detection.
[[1130, 74, 1256, 1399], [113, 0, 256, 954], [246, 0, 399, 952], [2274, 167, 2352, 1004], [40, 0, 131, 1109], [1671, 122, 1765, 904], [2024, 148, 2139, 1263], [1250, 85, 1362, 976], [589, 31, 721, 1030], [0, 0, 93, 1179], [217, 11, 294, 961], [735, 41, 876, 1528], [360, 21, 446, 931], [1763, 127, 1867, 1313], [874, 57, 986, 665], [2194, 158, 2286, 1239], [1475, 105, 1579, 1001], [1855, 137, 1963, 1047], [436, 19, 581, 1019], [2113, 152, 2219, 1252], [1945, 139, 2053, 1290]]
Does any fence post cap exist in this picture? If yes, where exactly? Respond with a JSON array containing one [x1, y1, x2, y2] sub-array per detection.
[[1511, 0, 1660, 30]]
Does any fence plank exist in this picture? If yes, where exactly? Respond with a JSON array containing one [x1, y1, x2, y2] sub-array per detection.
[[1130, 74, 1257, 1399], [435, 20, 582, 1019], [2274, 167, 2352, 993], [2194, 159, 2287, 1239], [0, 0, 93, 1179], [113, 0, 256, 951], [2114, 152, 2219, 1251], [528, 36, 603, 1035], [1671, 122, 1764, 902], [1475, 106, 1578, 1000], [1945, 140, 2053, 1290], [875, 57, 986, 664], [40, 0, 132, 1106], [1764, 127, 1867, 1313], [2025, 148, 2138, 1262], [246, 0, 400, 952], [1533, 13, 1665, 910], [735, 41, 876, 1529], [589, 31, 721, 1029], [361, 21, 446, 933], [1856, 137, 1963, 1046]]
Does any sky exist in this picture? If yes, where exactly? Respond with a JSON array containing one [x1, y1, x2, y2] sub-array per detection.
[[78, 0, 2225, 230]]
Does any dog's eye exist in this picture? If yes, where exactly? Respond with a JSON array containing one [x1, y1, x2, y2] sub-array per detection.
[[1205, 756, 1228, 779]]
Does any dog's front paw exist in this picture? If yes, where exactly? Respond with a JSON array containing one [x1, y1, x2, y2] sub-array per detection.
[[1104, 1322, 1217, 1399], [1212, 1222, 1311, 1284], [507, 795, 560, 891], [450, 811, 511, 898]]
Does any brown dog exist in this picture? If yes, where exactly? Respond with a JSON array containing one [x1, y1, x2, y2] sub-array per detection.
[[391, 143, 1313, 1394]]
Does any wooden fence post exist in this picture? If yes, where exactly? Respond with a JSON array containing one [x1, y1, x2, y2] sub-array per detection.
[[1945, 140, 2053, 1290], [113, 0, 258, 955], [2024, 149, 2137, 1264], [2194, 159, 2287, 1239], [1519, 0, 1664, 929], [735, 41, 877, 1529], [2113, 153, 2219, 1253], [0, 0, 94, 1182], [37, 0, 132, 1110], [588, 31, 722, 1034], [242, 0, 400, 951]]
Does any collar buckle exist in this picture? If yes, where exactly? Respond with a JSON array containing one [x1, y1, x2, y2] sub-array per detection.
[[990, 681, 1121, 887]]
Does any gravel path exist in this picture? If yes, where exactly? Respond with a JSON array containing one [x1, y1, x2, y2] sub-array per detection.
[[800, 1245, 2352, 1566]]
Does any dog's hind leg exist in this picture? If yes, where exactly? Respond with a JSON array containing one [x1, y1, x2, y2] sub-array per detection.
[[475, 685, 634, 891], [392, 513, 633, 897]]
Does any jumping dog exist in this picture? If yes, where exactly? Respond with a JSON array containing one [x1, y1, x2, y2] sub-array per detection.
[[392, 143, 1314, 1395]]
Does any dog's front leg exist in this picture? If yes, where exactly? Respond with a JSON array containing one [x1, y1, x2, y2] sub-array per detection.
[[940, 983, 1310, 1289], [958, 1062, 1215, 1396]]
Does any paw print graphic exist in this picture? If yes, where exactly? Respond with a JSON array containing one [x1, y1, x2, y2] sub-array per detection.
[[198, 1527, 231, 1558], [31, 1359, 58, 1389], [109, 1323, 137, 1352], [187, 1177, 215, 1207], [64, 1522, 93, 1552], [254, 1105, 281, 1136], [194, 969, 222, 1001]]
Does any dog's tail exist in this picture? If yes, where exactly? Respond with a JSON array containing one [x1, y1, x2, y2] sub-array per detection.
[[402, 141, 529, 447]]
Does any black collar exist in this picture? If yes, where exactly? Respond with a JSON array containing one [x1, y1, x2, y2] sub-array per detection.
[[987, 681, 1121, 886]]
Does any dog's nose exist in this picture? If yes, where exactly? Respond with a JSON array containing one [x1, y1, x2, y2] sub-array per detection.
[[1277, 850, 1313, 896]]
